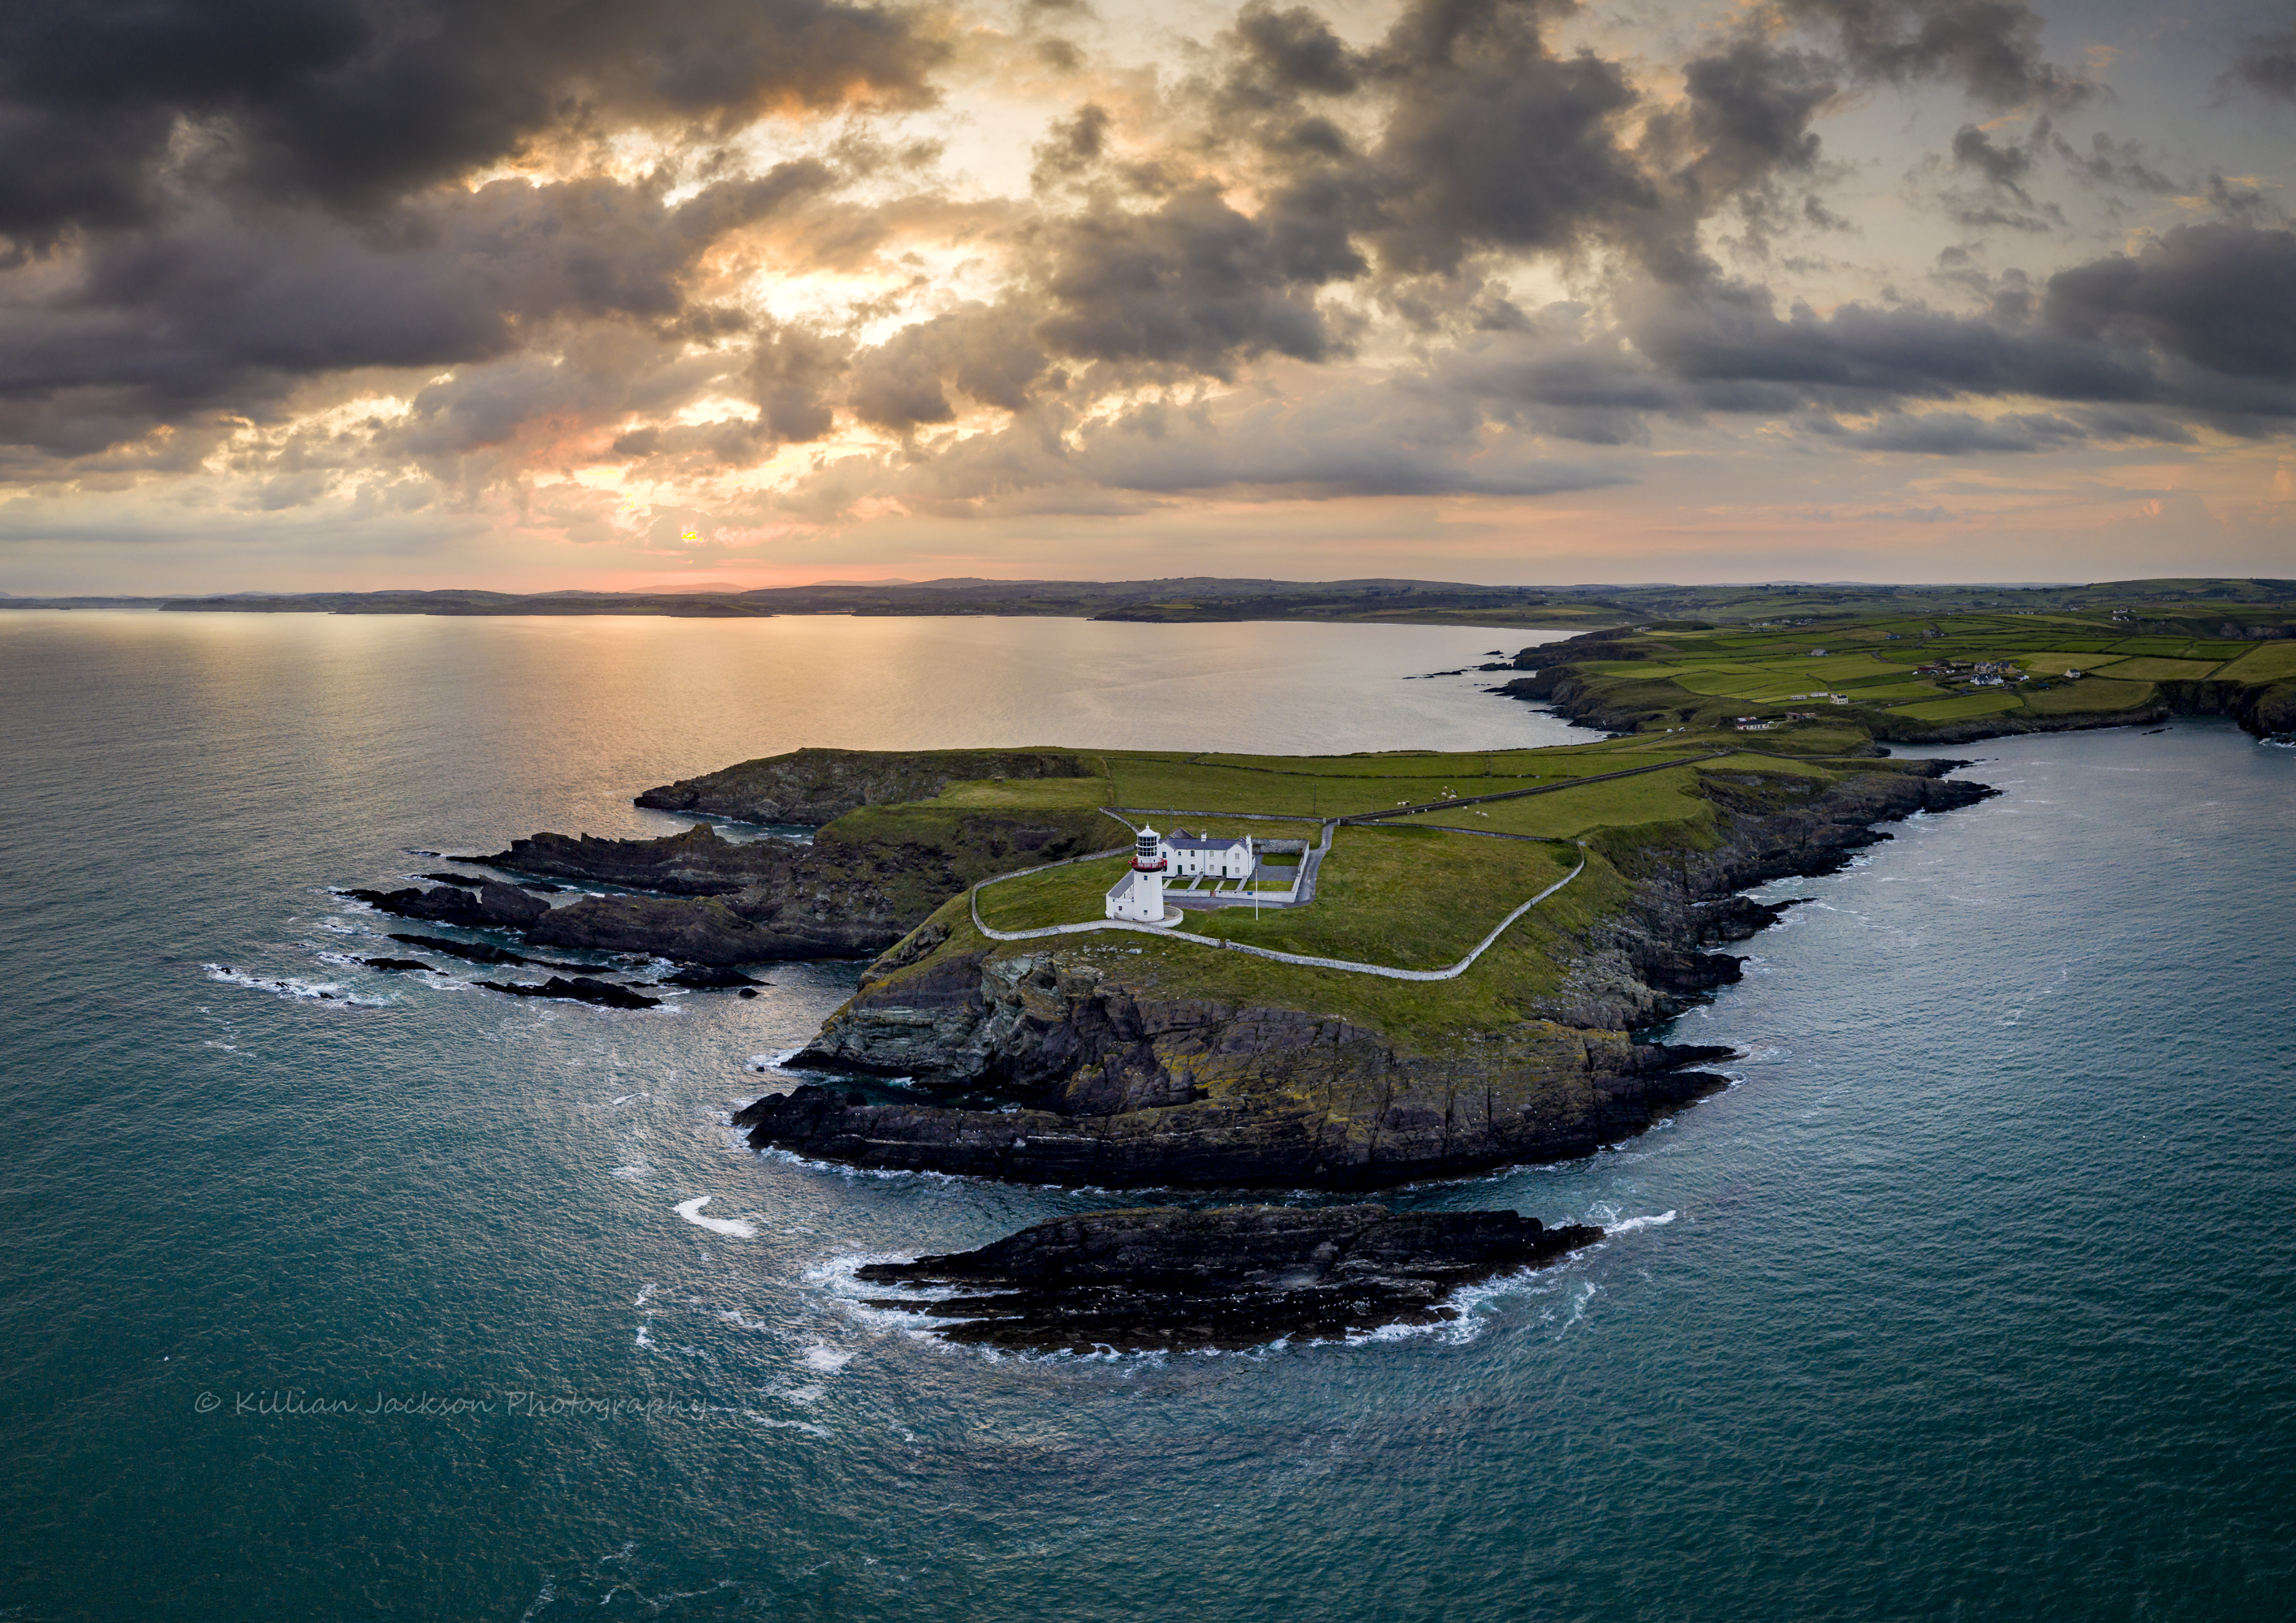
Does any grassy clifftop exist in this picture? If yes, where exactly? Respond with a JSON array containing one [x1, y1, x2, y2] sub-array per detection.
[[844, 743, 1923, 1051]]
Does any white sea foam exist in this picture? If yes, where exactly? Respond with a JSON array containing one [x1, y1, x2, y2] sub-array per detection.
[[674, 1195, 757, 1239], [1550, 1278, 1601, 1337], [799, 1344, 857, 1373], [741, 1412, 830, 1437], [610, 1164, 652, 1182], [202, 964, 385, 1007], [755, 1146, 961, 1185], [1606, 1210, 1678, 1236], [744, 1048, 814, 1075]]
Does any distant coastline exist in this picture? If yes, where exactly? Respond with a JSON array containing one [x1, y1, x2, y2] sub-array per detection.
[[6, 575, 2294, 631]]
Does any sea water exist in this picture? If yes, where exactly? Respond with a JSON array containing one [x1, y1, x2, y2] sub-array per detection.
[[1, 612, 2291, 1621]]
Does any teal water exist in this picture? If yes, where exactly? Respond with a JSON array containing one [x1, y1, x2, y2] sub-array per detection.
[[2, 612, 2292, 1621]]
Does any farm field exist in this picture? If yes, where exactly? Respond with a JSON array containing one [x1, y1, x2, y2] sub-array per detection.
[[2216, 643, 2296, 683]]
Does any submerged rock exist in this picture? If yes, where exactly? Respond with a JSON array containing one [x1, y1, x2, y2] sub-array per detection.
[[386, 932, 527, 965], [659, 963, 765, 989], [856, 1203, 1603, 1351], [476, 975, 661, 1010]]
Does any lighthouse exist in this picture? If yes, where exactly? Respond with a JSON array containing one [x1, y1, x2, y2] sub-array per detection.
[[1104, 824, 1171, 922]]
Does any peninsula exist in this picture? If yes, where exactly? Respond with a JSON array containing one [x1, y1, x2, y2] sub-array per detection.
[[338, 605, 2296, 1191], [322, 600, 2296, 1341]]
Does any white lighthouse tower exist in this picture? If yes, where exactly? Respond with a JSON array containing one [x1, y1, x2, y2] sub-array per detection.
[[1104, 824, 1171, 922]]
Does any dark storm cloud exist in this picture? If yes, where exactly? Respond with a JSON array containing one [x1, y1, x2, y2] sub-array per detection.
[[1363, 0, 1650, 273], [1951, 123, 2035, 196], [0, 163, 831, 455], [1232, 3, 1365, 97], [846, 304, 1048, 433], [747, 321, 851, 444], [2053, 131, 2176, 196], [803, 376, 1632, 514], [0, 0, 941, 247], [1033, 184, 1356, 373], [1614, 226, 2296, 427], [2228, 28, 2296, 101], [1372, 227, 2296, 461], [1846, 407, 2086, 452], [1775, 0, 2089, 108], [2043, 225, 2296, 385], [1678, 40, 1838, 192]]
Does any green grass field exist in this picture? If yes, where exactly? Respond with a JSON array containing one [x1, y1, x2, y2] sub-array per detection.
[[2018, 678, 2156, 714], [2216, 644, 2296, 683], [1387, 764, 1718, 840], [1885, 692, 2025, 721], [2080, 657, 2225, 681]]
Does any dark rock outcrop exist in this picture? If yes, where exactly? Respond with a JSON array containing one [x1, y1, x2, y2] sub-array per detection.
[[479, 805, 1115, 966], [855, 1203, 1603, 1351], [635, 747, 1089, 824], [384, 933, 596, 971], [360, 957, 434, 973], [1694, 894, 1808, 943], [485, 824, 782, 897], [476, 975, 661, 1010], [344, 880, 547, 931], [524, 894, 775, 966], [660, 964, 764, 989]]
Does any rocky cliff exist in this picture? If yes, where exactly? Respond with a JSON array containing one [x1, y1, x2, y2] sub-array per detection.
[[734, 762, 1995, 1187]]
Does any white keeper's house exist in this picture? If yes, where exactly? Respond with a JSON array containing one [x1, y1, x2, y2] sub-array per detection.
[[1159, 829, 1255, 879]]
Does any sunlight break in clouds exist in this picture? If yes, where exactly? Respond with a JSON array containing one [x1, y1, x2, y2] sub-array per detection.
[[0, 0, 2290, 591]]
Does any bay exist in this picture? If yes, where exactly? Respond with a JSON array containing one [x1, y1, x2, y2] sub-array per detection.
[[1, 611, 2290, 1621]]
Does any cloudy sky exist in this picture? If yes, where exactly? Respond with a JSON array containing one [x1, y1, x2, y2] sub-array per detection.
[[2, 0, 2292, 592]]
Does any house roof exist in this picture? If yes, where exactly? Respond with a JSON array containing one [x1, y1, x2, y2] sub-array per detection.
[[1165, 834, 1247, 851]]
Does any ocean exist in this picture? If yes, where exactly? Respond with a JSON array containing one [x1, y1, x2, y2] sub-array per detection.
[[2, 610, 2291, 1621]]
